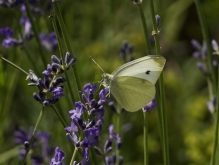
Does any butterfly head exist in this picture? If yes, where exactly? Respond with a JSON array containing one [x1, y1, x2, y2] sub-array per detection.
[[101, 73, 113, 89]]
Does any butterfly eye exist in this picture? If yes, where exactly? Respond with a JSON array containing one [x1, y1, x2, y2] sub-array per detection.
[[145, 70, 151, 75]]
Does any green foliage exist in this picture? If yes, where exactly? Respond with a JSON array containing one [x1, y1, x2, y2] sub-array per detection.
[[0, 0, 219, 164]]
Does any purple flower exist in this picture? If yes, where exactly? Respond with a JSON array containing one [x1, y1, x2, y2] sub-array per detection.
[[0, 27, 23, 48], [20, 4, 42, 15], [105, 154, 123, 165], [0, 27, 13, 38], [105, 154, 116, 165], [84, 127, 99, 147], [14, 128, 53, 162], [40, 32, 58, 52], [108, 125, 118, 141], [50, 54, 76, 74], [20, 16, 33, 40], [26, 70, 39, 84], [93, 105, 105, 125], [73, 148, 90, 165], [120, 41, 134, 62], [104, 140, 113, 154], [0, 0, 24, 8], [39, 132, 53, 157], [191, 40, 207, 60], [207, 96, 216, 114], [142, 98, 157, 112], [52, 86, 64, 99], [108, 125, 122, 149], [108, 101, 117, 112], [14, 128, 32, 145], [27, 54, 69, 106], [65, 52, 76, 69], [50, 147, 65, 165], [155, 15, 161, 28], [212, 40, 219, 55], [65, 120, 79, 133], [99, 88, 110, 103], [81, 83, 98, 103], [66, 132, 78, 144], [53, 77, 66, 87], [31, 156, 44, 165], [70, 102, 85, 119], [80, 148, 90, 165], [196, 62, 207, 74]]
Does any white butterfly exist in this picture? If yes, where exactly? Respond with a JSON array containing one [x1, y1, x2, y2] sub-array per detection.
[[95, 55, 166, 112]]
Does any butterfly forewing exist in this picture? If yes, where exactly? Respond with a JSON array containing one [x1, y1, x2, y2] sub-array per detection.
[[112, 55, 165, 85], [110, 76, 155, 112]]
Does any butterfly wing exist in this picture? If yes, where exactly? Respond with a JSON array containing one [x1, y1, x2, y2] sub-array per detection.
[[112, 55, 165, 84], [110, 76, 155, 112]]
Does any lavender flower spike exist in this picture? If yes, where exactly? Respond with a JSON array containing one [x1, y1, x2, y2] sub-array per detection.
[[212, 40, 219, 55], [142, 98, 157, 112], [40, 32, 58, 52], [50, 147, 65, 165], [69, 102, 85, 119], [0, 27, 23, 48], [0, 0, 24, 8]]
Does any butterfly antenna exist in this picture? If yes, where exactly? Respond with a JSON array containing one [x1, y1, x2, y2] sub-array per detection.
[[90, 56, 105, 73]]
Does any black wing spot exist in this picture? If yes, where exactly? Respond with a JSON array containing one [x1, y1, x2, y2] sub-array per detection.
[[146, 70, 151, 75]]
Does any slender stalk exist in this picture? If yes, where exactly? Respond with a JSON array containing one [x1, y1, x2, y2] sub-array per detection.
[[0, 56, 28, 75], [193, 1, 218, 164], [137, 3, 151, 165], [69, 136, 82, 165], [116, 104, 121, 165], [51, 105, 68, 128], [20, 107, 45, 165], [70, 147, 78, 165], [137, 4, 152, 55], [143, 111, 149, 165], [148, 0, 169, 165], [53, 0, 82, 101], [49, 15, 76, 105], [211, 67, 219, 165], [24, 1, 48, 67], [194, 0, 216, 94]]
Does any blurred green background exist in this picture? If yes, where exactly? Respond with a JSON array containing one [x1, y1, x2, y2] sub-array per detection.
[[0, 0, 219, 164]]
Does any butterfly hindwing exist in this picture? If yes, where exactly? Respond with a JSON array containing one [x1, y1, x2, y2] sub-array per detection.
[[110, 76, 155, 112]]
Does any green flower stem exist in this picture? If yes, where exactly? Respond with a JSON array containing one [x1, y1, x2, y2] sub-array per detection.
[[143, 111, 149, 165], [49, 15, 76, 105], [51, 105, 68, 128], [70, 136, 82, 165], [53, 0, 82, 102], [137, 4, 152, 55], [24, 2, 48, 67], [70, 147, 78, 165], [148, 0, 169, 165], [137, 3, 151, 165], [210, 66, 219, 165], [194, 0, 216, 95], [193, 1, 218, 164], [115, 104, 121, 165], [20, 107, 45, 165], [0, 56, 28, 75]]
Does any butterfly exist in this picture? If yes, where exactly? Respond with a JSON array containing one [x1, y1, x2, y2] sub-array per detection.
[[92, 55, 166, 112]]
